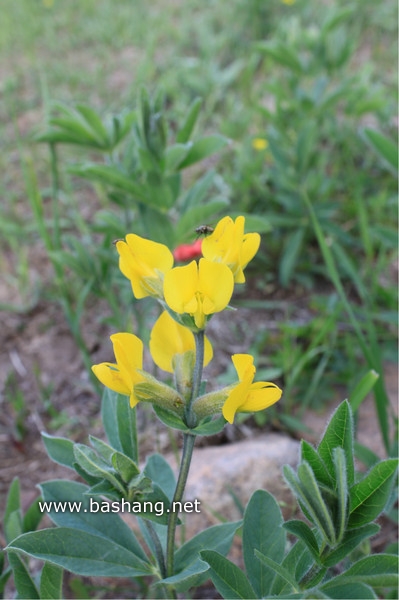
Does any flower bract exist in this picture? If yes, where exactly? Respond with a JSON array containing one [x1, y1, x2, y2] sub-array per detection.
[[116, 234, 174, 299], [163, 258, 234, 330], [150, 310, 213, 373], [201, 216, 260, 283], [222, 354, 282, 424], [92, 333, 146, 408]]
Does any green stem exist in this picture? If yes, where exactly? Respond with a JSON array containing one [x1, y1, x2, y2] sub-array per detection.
[[165, 329, 204, 581], [166, 432, 196, 579]]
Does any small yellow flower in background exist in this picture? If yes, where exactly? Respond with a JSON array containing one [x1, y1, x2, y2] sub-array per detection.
[[202, 215, 260, 284], [42, 0, 54, 7], [252, 137, 269, 151], [116, 234, 174, 299], [222, 354, 282, 424], [92, 333, 146, 408], [150, 311, 213, 373], [281, 0, 296, 5], [164, 258, 234, 330]]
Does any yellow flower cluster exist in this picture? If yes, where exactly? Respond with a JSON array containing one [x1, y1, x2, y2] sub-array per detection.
[[92, 216, 282, 424]]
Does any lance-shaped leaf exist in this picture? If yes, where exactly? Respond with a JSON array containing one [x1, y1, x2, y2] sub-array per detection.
[[73, 444, 125, 494], [89, 435, 115, 463], [332, 447, 348, 542], [40, 563, 63, 600], [7, 552, 39, 599], [348, 458, 398, 528], [243, 490, 286, 598], [40, 480, 147, 561], [111, 452, 140, 484], [283, 520, 320, 561], [8, 528, 152, 578], [322, 524, 380, 567], [317, 400, 355, 486], [301, 440, 333, 488], [42, 433, 76, 469], [101, 390, 138, 462], [296, 463, 336, 545], [321, 554, 398, 592], [200, 550, 257, 600]]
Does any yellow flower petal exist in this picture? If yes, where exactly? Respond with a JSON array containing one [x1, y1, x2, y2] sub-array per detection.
[[243, 384, 282, 412], [164, 259, 233, 330], [222, 380, 250, 424], [252, 137, 268, 151], [91, 363, 131, 396], [232, 354, 256, 382], [197, 258, 234, 314], [116, 234, 173, 299], [222, 354, 282, 423], [164, 260, 198, 314], [202, 215, 260, 283], [150, 311, 213, 373]]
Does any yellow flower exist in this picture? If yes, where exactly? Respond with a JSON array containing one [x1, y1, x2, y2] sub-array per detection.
[[252, 137, 268, 151], [116, 234, 174, 299], [92, 333, 146, 408], [222, 354, 282, 424], [163, 258, 234, 330], [281, 0, 296, 4], [150, 311, 213, 373], [201, 216, 260, 283]]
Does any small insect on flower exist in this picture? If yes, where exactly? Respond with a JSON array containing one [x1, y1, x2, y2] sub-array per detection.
[[195, 225, 214, 237], [112, 239, 124, 246]]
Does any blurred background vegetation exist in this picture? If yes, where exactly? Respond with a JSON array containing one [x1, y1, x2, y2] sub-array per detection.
[[0, 0, 397, 453]]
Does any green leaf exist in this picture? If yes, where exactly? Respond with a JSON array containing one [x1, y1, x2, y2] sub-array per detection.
[[111, 452, 140, 483], [179, 170, 216, 213], [88, 435, 115, 463], [283, 521, 319, 560], [279, 229, 305, 287], [254, 550, 298, 593], [321, 581, 376, 599], [40, 480, 148, 561], [176, 97, 202, 143], [296, 462, 336, 544], [200, 550, 257, 599], [362, 128, 398, 172], [101, 390, 138, 463], [323, 554, 398, 591], [256, 42, 303, 73], [76, 104, 110, 146], [40, 563, 63, 600], [348, 459, 398, 527], [153, 405, 191, 432], [349, 371, 380, 413], [22, 497, 43, 534], [192, 415, 226, 436], [332, 447, 348, 542], [8, 528, 152, 578], [243, 490, 285, 597], [175, 198, 229, 243], [143, 454, 176, 501], [5, 510, 23, 545], [178, 135, 229, 169], [318, 400, 355, 486], [7, 551, 40, 599], [271, 540, 313, 596], [301, 441, 333, 488], [41, 433, 76, 469], [70, 164, 150, 205], [322, 524, 380, 567], [73, 444, 125, 493], [4, 478, 22, 543], [165, 143, 192, 171], [163, 522, 241, 591]]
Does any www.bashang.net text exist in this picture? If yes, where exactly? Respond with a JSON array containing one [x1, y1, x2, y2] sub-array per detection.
[[38, 498, 201, 517]]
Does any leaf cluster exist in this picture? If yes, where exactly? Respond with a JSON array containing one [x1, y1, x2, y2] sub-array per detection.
[[200, 400, 398, 599]]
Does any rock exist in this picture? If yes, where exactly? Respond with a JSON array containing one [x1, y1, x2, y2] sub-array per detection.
[[167, 433, 300, 539]]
